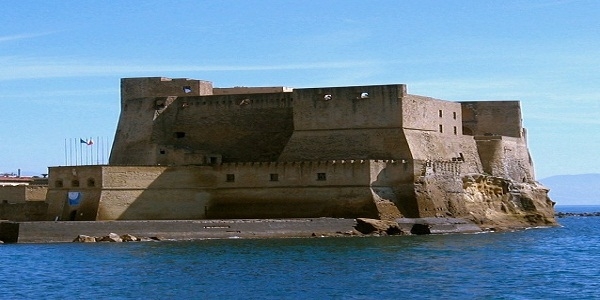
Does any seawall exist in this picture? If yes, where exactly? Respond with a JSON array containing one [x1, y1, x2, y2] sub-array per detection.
[[0, 219, 357, 243]]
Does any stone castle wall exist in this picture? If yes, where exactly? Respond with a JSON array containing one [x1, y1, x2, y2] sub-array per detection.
[[45, 160, 411, 221]]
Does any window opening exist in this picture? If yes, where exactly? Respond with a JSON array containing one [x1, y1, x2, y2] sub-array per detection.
[[270, 174, 279, 182], [439, 125, 443, 133], [453, 112, 457, 120], [72, 180, 80, 187], [317, 173, 327, 181], [439, 110, 443, 118], [55, 180, 63, 188], [226, 174, 235, 182], [183, 86, 192, 93], [87, 178, 95, 187], [175, 132, 186, 138]]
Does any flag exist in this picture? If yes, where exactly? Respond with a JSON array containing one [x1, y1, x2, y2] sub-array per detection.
[[80, 138, 93, 145]]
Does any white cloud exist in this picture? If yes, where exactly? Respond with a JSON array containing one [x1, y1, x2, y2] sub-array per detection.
[[0, 31, 60, 43]]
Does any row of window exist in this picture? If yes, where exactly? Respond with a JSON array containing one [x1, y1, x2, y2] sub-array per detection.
[[225, 173, 327, 182], [55, 179, 95, 188], [53, 172, 329, 187], [439, 125, 459, 134], [439, 110, 458, 120]]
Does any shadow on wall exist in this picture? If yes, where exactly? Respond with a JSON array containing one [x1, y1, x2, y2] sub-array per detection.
[[370, 165, 419, 218]]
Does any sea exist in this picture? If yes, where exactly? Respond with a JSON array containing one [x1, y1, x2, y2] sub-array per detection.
[[1, 205, 599, 300]]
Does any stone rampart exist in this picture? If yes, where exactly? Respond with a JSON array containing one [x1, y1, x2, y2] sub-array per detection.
[[46, 161, 411, 221]]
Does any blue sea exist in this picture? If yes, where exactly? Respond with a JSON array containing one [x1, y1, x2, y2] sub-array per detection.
[[1, 205, 599, 299]]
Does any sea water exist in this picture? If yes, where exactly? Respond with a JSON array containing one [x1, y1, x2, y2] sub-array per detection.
[[1, 205, 599, 299]]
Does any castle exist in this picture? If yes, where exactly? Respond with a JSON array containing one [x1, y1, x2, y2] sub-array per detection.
[[44, 77, 555, 228]]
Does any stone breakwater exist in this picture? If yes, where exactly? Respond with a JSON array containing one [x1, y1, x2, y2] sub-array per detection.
[[556, 212, 600, 218]]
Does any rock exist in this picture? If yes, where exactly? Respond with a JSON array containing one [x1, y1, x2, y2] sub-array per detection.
[[120, 234, 138, 242], [355, 218, 405, 235], [97, 233, 123, 242], [73, 235, 97, 243]]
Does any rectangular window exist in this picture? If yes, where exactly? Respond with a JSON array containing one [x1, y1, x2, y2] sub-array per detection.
[[439, 110, 443, 118], [453, 112, 457, 120], [453, 126, 457, 135], [270, 173, 279, 181], [317, 173, 327, 181], [439, 125, 443, 133], [226, 174, 235, 182]]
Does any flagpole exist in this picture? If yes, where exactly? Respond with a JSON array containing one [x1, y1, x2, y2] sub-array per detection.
[[80, 140, 83, 165]]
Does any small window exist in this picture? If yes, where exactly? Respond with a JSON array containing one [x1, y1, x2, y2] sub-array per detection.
[[439, 110, 443, 118], [226, 174, 235, 182], [439, 125, 443, 133], [453, 112, 457, 120], [72, 180, 80, 187], [55, 180, 63, 188], [317, 173, 327, 181], [175, 132, 186, 138], [87, 178, 95, 187], [209, 157, 218, 164], [453, 126, 457, 135], [160, 149, 166, 154], [270, 174, 279, 182], [183, 86, 192, 93], [2, 200, 8, 204]]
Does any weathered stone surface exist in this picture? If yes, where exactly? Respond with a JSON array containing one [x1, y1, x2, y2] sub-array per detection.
[[73, 235, 96, 243], [355, 218, 405, 235], [459, 175, 556, 229]]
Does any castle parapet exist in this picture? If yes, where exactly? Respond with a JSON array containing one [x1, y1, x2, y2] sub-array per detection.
[[121, 77, 213, 101]]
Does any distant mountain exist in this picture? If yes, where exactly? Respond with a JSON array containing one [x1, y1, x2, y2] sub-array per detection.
[[539, 174, 600, 205]]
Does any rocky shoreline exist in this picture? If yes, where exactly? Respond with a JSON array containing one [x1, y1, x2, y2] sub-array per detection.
[[0, 217, 490, 244]]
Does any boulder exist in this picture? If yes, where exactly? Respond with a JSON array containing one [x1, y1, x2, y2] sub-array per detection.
[[120, 234, 138, 242], [97, 233, 123, 242], [73, 235, 97, 243], [355, 218, 405, 235]]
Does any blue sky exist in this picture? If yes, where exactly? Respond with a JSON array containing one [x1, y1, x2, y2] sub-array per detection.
[[1, 0, 599, 179]]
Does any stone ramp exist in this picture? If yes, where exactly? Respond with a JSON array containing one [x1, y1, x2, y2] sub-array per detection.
[[0, 218, 357, 243]]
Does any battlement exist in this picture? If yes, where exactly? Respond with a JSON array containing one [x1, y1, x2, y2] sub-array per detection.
[[219, 159, 401, 168]]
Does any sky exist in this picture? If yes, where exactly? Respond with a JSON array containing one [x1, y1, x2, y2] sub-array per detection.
[[1, 0, 599, 179]]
